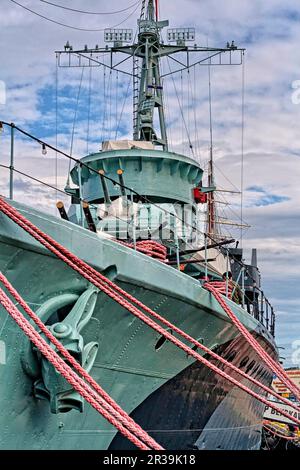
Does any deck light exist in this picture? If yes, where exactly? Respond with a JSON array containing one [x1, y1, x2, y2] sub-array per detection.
[[42, 143, 47, 155]]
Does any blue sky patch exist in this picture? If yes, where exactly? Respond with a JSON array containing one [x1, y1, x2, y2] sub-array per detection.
[[246, 185, 265, 193], [246, 186, 290, 207], [254, 194, 290, 207]]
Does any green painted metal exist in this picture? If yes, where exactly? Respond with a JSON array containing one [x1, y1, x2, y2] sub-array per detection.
[[133, 0, 168, 148], [33, 287, 99, 414], [70, 149, 203, 205]]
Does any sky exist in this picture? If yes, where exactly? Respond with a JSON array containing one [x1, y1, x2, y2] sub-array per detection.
[[0, 0, 299, 368]]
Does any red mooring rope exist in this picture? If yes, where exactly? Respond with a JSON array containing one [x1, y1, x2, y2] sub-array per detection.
[[117, 239, 167, 261], [205, 280, 233, 297], [0, 286, 162, 450], [0, 197, 300, 430], [204, 283, 300, 401]]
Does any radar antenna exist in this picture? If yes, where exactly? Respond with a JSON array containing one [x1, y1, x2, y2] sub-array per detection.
[[56, 0, 245, 151]]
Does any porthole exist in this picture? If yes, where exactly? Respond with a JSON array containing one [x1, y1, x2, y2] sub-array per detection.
[[191, 338, 203, 351], [186, 339, 203, 358], [187, 344, 199, 357], [155, 329, 173, 351]]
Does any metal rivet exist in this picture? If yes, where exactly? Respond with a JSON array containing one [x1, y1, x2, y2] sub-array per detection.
[[53, 324, 68, 334]]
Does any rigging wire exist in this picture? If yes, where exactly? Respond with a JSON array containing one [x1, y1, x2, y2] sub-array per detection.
[[167, 62, 195, 158], [115, 71, 119, 141], [213, 161, 241, 193], [9, 0, 141, 32], [140, 0, 147, 20], [86, 65, 92, 155], [115, 75, 132, 139], [55, 53, 58, 202], [192, 65, 201, 164], [109, 70, 113, 141], [207, 58, 215, 236], [213, 190, 250, 230], [39, 0, 142, 15], [0, 164, 134, 229], [0, 164, 71, 201], [67, 67, 85, 184], [187, 68, 191, 152], [208, 63, 213, 167], [100, 66, 107, 144], [180, 71, 184, 153], [205, 48, 249, 238], [165, 87, 173, 149], [115, 27, 139, 140], [161, 64, 173, 151], [240, 53, 246, 246], [102, 67, 112, 142], [185, 64, 201, 163], [214, 180, 250, 229]]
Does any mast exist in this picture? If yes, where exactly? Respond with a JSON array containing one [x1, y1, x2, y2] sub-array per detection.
[[134, 0, 168, 149], [56, 5, 245, 153], [147, 0, 155, 20], [207, 151, 216, 238], [155, 0, 159, 21], [207, 63, 216, 238]]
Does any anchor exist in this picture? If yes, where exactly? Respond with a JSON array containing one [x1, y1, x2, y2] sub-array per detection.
[[33, 287, 99, 413]]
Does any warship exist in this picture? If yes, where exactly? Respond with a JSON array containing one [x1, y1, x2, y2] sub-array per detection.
[[0, 0, 283, 451]]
